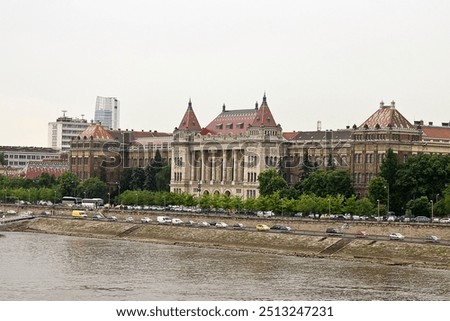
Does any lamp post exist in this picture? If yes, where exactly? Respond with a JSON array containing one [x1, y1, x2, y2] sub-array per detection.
[[377, 199, 380, 221], [430, 200, 434, 223], [196, 181, 202, 198], [385, 185, 390, 214], [107, 192, 111, 205]]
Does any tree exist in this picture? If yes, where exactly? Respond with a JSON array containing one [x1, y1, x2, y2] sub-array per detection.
[[155, 164, 170, 191], [299, 170, 353, 198], [130, 167, 145, 190], [80, 177, 108, 200], [119, 168, 133, 193], [258, 169, 288, 197], [57, 172, 80, 197], [368, 176, 388, 205], [35, 173, 57, 188], [406, 196, 432, 216], [144, 150, 168, 191]]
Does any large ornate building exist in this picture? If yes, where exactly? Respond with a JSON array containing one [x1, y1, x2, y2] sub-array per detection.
[[69, 95, 450, 197]]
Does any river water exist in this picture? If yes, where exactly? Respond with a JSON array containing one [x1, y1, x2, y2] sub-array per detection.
[[0, 232, 448, 301]]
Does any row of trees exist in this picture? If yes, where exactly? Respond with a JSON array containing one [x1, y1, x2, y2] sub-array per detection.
[[118, 190, 377, 216], [0, 172, 109, 204], [368, 150, 450, 215], [2, 149, 449, 216]]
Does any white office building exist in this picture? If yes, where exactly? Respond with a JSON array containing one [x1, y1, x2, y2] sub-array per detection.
[[94, 96, 120, 130], [48, 113, 90, 151]]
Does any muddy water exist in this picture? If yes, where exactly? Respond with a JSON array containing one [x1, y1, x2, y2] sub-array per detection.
[[0, 232, 448, 300]]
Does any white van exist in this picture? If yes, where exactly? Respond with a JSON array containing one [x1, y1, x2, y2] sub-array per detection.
[[171, 218, 183, 224], [157, 216, 171, 224]]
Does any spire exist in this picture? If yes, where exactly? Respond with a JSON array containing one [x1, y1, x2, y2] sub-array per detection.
[[177, 99, 202, 131], [251, 93, 277, 127]]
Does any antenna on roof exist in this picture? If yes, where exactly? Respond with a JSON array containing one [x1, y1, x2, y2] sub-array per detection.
[[81, 114, 85, 120], [62, 110, 67, 117]]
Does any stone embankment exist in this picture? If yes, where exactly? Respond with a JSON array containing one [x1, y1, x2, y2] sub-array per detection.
[[2, 205, 449, 270]]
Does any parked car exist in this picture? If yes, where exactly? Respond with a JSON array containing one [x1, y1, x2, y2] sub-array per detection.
[[92, 214, 103, 220], [256, 224, 270, 231], [439, 218, 450, 224], [233, 223, 245, 229], [415, 216, 430, 223], [355, 230, 368, 238], [425, 235, 439, 243], [171, 218, 183, 224], [141, 217, 151, 223], [6, 210, 17, 215], [270, 224, 292, 232], [106, 215, 117, 221], [326, 227, 342, 235], [125, 216, 134, 222], [198, 221, 210, 227], [389, 232, 405, 240], [215, 222, 228, 228]]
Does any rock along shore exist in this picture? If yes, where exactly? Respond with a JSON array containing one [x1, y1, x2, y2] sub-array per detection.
[[3, 215, 450, 270]]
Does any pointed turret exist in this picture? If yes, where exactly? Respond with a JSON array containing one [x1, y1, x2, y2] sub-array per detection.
[[251, 93, 278, 127], [78, 123, 113, 140], [177, 99, 202, 131], [359, 100, 414, 129]]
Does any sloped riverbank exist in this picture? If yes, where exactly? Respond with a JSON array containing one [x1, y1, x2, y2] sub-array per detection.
[[4, 217, 449, 270]]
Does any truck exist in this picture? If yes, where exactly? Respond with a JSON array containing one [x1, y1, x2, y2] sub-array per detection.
[[156, 216, 171, 224], [71, 210, 87, 218]]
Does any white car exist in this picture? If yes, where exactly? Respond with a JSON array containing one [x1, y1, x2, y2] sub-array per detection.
[[141, 217, 151, 223], [215, 222, 228, 228], [425, 235, 439, 243], [125, 216, 134, 222], [389, 232, 405, 240]]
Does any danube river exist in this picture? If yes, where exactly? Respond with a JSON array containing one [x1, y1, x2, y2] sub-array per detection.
[[0, 232, 448, 301]]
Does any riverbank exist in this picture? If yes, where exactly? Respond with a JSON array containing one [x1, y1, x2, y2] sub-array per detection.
[[4, 216, 450, 270]]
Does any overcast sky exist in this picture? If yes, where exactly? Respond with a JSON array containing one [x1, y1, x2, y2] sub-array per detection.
[[1, 0, 449, 147]]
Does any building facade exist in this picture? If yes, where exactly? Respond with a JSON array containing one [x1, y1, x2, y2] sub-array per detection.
[[68, 95, 450, 198], [69, 124, 172, 192], [48, 113, 90, 151], [94, 96, 120, 130], [0, 146, 62, 170]]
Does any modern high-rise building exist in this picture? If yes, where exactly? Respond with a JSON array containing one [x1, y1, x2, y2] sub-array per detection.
[[48, 112, 90, 151], [94, 96, 120, 130]]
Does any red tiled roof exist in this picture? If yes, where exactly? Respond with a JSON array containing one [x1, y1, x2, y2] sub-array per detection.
[[177, 99, 202, 131], [359, 101, 414, 129], [283, 132, 298, 140], [205, 107, 257, 135], [79, 123, 113, 140], [251, 94, 277, 127], [204, 95, 278, 135], [422, 126, 450, 140], [23, 161, 68, 179]]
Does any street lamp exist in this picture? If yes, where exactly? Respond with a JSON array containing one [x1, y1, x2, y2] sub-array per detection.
[[430, 200, 434, 222], [385, 185, 390, 213], [377, 199, 380, 221], [328, 198, 331, 215], [107, 192, 111, 205], [196, 181, 202, 198]]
